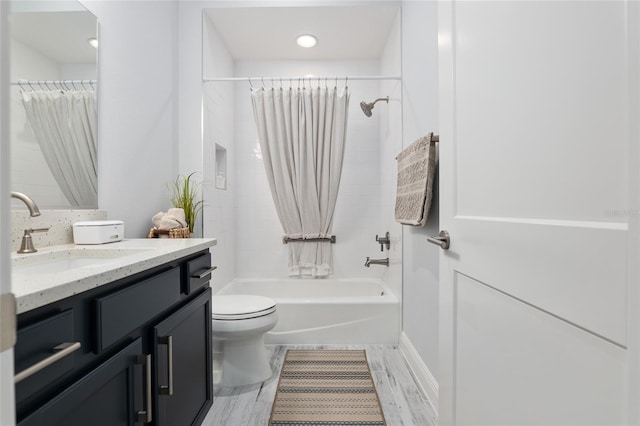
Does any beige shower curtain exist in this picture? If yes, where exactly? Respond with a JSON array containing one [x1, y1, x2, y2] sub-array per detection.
[[21, 89, 97, 207], [251, 84, 349, 277]]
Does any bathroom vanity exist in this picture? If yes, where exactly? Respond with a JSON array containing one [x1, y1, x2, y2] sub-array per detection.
[[11, 238, 216, 425]]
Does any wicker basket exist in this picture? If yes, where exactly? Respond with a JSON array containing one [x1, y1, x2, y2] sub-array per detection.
[[147, 227, 190, 239]]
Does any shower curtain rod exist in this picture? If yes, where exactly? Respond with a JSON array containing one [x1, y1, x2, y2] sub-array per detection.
[[10, 79, 96, 86], [203, 75, 401, 83]]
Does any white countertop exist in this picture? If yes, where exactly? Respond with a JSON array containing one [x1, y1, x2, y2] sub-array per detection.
[[12, 238, 217, 314]]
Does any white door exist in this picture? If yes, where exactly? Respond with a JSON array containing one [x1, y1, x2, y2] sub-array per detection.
[[437, 1, 638, 424], [0, 1, 16, 424]]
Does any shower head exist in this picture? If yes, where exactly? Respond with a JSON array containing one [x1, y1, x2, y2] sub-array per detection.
[[360, 97, 389, 117]]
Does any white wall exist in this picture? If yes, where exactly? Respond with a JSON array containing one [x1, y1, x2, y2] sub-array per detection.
[[401, 0, 440, 375], [0, 1, 16, 423], [379, 9, 403, 317], [83, 0, 179, 237], [202, 12, 235, 291]]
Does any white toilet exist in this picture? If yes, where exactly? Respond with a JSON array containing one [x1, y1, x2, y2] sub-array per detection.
[[212, 295, 278, 387]]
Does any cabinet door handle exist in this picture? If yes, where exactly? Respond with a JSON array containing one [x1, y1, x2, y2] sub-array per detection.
[[159, 335, 173, 396], [136, 354, 152, 423], [191, 266, 217, 279], [14, 342, 81, 383]]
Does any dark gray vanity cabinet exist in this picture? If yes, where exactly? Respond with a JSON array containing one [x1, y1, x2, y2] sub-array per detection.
[[18, 338, 146, 426], [14, 250, 213, 426], [154, 289, 212, 426]]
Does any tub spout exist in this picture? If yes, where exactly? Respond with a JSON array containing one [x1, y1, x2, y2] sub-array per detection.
[[364, 257, 389, 267]]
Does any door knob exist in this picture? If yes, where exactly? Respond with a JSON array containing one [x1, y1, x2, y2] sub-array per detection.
[[427, 230, 450, 250]]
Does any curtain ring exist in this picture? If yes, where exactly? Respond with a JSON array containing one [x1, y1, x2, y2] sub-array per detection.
[[17, 80, 27, 91], [248, 77, 254, 89], [345, 76, 348, 88], [261, 76, 265, 88]]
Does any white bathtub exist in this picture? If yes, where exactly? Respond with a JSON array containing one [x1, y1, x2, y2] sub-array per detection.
[[215, 278, 399, 344]]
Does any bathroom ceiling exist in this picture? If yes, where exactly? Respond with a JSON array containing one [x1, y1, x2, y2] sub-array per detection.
[[204, 5, 400, 60], [11, 11, 97, 64]]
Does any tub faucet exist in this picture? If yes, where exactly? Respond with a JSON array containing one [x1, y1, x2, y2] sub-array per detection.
[[364, 257, 389, 267], [11, 191, 41, 217]]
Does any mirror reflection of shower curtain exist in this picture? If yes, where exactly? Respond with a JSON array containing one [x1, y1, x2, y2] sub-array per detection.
[[251, 85, 349, 277], [21, 89, 97, 207]]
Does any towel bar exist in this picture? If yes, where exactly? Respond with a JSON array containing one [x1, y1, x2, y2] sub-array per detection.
[[283, 236, 336, 244]]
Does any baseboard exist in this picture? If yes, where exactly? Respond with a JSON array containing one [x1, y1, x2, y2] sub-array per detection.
[[399, 331, 439, 415]]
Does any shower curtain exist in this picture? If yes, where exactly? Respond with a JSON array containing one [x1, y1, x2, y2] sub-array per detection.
[[21, 89, 97, 207], [251, 84, 349, 277]]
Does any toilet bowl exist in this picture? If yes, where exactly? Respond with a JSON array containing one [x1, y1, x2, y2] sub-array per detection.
[[212, 295, 277, 387]]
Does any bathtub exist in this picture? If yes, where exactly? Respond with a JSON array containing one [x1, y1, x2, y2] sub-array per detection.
[[215, 278, 399, 344]]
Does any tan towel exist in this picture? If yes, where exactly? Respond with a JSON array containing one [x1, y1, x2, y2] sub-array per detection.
[[395, 133, 438, 226]]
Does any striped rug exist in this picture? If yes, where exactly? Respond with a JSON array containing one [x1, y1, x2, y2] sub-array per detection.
[[269, 350, 386, 425]]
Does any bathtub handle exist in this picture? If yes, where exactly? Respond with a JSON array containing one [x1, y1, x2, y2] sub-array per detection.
[[192, 266, 217, 279]]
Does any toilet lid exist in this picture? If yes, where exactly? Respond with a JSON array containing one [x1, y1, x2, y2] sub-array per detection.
[[212, 295, 276, 320]]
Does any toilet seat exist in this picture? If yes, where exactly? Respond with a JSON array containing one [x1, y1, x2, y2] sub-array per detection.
[[213, 295, 276, 320]]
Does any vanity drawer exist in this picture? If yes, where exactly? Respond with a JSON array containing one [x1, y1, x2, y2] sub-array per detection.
[[15, 310, 78, 403], [184, 252, 214, 294], [95, 267, 181, 351]]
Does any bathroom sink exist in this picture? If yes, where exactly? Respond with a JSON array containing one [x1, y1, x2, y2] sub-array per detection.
[[12, 247, 150, 275]]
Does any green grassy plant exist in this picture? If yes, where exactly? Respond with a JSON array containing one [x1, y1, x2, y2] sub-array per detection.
[[169, 172, 203, 233]]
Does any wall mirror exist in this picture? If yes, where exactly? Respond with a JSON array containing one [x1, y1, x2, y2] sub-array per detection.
[[9, 0, 98, 209]]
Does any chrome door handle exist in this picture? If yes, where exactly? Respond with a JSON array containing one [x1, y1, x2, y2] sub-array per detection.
[[159, 335, 173, 396], [136, 354, 152, 423], [427, 230, 450, 250], [191, 266, 217, 279], [15, 342, 81, 383]]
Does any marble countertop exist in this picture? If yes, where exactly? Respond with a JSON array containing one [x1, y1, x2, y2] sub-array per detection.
[[12, 238, 217, 314]]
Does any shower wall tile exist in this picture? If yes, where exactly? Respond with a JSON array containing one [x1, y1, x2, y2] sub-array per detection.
[[202, 13, 236, 288]]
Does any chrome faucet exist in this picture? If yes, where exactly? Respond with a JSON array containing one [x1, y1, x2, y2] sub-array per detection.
[[364, 257, 389, 267], [11, 191, 41, 217], [11, 192, 48, 253]]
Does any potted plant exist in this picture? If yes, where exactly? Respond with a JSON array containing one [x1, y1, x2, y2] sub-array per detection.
[[169, 172, 203, 234]]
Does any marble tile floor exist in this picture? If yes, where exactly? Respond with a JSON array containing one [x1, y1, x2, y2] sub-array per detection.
[[203, 344, 438, 426]]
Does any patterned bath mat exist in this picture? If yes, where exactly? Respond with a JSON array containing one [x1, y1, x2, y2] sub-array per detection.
[[269, 350, 386, 425]]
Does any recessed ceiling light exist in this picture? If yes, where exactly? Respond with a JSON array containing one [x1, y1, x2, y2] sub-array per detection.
[[88, 38, 98, 49], [296, 34, 317, 48]]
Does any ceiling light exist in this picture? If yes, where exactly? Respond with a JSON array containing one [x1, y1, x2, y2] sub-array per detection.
[[296, 34, 317, 48], [88, 38, 98, 49]]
